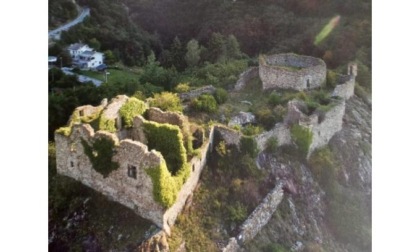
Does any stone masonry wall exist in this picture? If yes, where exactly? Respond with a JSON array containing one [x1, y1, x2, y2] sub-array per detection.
[[308, 100, 346, 156], [222, 182, 284, 251], [146, 107, 187, 130], [179, 85, 216, 100], [55, 124, 166, 229], [259, 54, 326, 91], [163, 127, 215, 231], [255, 124, 292, 152], [213, 125, 242, 148], [332, 74, 355, 100], [234, 67, 259, 91]]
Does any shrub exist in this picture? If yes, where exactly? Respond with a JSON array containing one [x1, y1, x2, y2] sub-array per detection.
[[214, 88, 228, 104], [308, 147, 337, 195], [81, 137, 119, 178], [240, 136, 258, 158], [265, 137, 278, 153], [241, 124, 263, 136], [150, 92, 183, 112], [191, 94, 218, 113], [174, 83, 190, 93], [119, 97, 148, 127], [227, 201, 247, 223], [326, 70, 337, 89], [268, 92, 282, 106], [290, 124, 313, 155]]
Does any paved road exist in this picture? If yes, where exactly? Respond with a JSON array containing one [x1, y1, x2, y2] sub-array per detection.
[[48, 8, 90, 39], [61, 67, 103, 87]]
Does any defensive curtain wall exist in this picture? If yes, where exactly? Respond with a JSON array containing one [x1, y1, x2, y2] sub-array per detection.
[[259, 53, 327, 91], [55, 95, 215, 234]]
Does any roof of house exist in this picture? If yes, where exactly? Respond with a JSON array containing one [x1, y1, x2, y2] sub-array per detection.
[[68, 43, 88, 51], [96, 64, 108, 71], [81, 50, 95, 56]]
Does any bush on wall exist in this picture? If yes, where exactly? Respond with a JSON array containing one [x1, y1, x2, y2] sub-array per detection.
[[143, 120, 189, 179], [119, 97, 148, 127], [290, 124, 313, 155], [143, 120, 191, 208]]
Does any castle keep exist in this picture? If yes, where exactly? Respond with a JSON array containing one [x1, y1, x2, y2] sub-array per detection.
[[259, 53, 327, 91]]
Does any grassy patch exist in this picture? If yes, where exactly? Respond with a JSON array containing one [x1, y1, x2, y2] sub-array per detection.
[[80, 69, 140, 85]]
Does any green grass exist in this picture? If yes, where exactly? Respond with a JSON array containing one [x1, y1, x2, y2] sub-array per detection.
[[80, 69, 140, 85]]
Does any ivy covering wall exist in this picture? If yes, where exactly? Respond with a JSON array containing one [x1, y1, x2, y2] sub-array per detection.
[[119, 97, 148, 127], [143, 121, 191, 208], [81, 137, 119, 178], [291, 124, 313, 155]]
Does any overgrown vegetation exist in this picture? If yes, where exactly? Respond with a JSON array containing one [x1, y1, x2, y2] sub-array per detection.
[[119, 97, 148, 127], [240, 136, 259, 158], [81, 137, 119, 177], [149, 92, 183, 112], [290, 124, 313, 156], [191, 94, 218, 113]]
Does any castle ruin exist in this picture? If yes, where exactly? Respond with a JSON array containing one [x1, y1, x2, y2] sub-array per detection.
[[259, 53, 327, 91], [55, 95, 214, 234]]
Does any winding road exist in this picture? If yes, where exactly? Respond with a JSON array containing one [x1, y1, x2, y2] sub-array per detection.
[[48, 7, 90, 40]]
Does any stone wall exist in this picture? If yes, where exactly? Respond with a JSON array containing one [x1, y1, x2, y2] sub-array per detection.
[[213, 125, 242, 148], [222, 182, 285, 251], [55, 124, 166, 229], [146, 107, 187, 130], [332, 74, 355, 100], [259, 54, 326, 91], [55, 95, 216, 235], [179, 85, 216, 100], [308, 100, 346, 156], [163, 127, 215, 231], [234, 67, 259, 91], [255, 124, 292, 152]]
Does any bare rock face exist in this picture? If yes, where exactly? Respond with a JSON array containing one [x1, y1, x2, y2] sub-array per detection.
[[228, 111, 256, 127], [246, 96, 371, 252]]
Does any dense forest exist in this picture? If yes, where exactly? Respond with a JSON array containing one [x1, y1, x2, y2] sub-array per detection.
[[48, 0, 371, 251]]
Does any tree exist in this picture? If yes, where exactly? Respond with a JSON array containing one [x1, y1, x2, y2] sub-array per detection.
[[226, 34, 242, 60], [104, 50, 117, 65], [168, 36, 186, 71], [207, 32, 227, 63], [185, 39, 201, 67], [88, 38, 101, 51]]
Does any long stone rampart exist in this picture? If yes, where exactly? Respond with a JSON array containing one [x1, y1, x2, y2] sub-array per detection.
[[222, 182, 284, 251], [259, 54, 326, 91]]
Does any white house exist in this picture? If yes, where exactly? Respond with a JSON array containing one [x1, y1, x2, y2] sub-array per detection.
[[67, 43, 104, 70]]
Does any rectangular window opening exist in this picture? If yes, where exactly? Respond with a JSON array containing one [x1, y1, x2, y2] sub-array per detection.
[[128, 165, 137, 179]]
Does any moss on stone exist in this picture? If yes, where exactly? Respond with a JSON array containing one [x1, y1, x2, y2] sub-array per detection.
[[55, 126, 72, 136], [99, 117, 117, 132]]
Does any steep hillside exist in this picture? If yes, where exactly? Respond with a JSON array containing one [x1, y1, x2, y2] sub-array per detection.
[[245, 95, 371, 252]]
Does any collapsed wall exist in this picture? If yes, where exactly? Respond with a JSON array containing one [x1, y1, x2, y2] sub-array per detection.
[[234, 67, 259, 91], [259, 53, 326, 91]]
